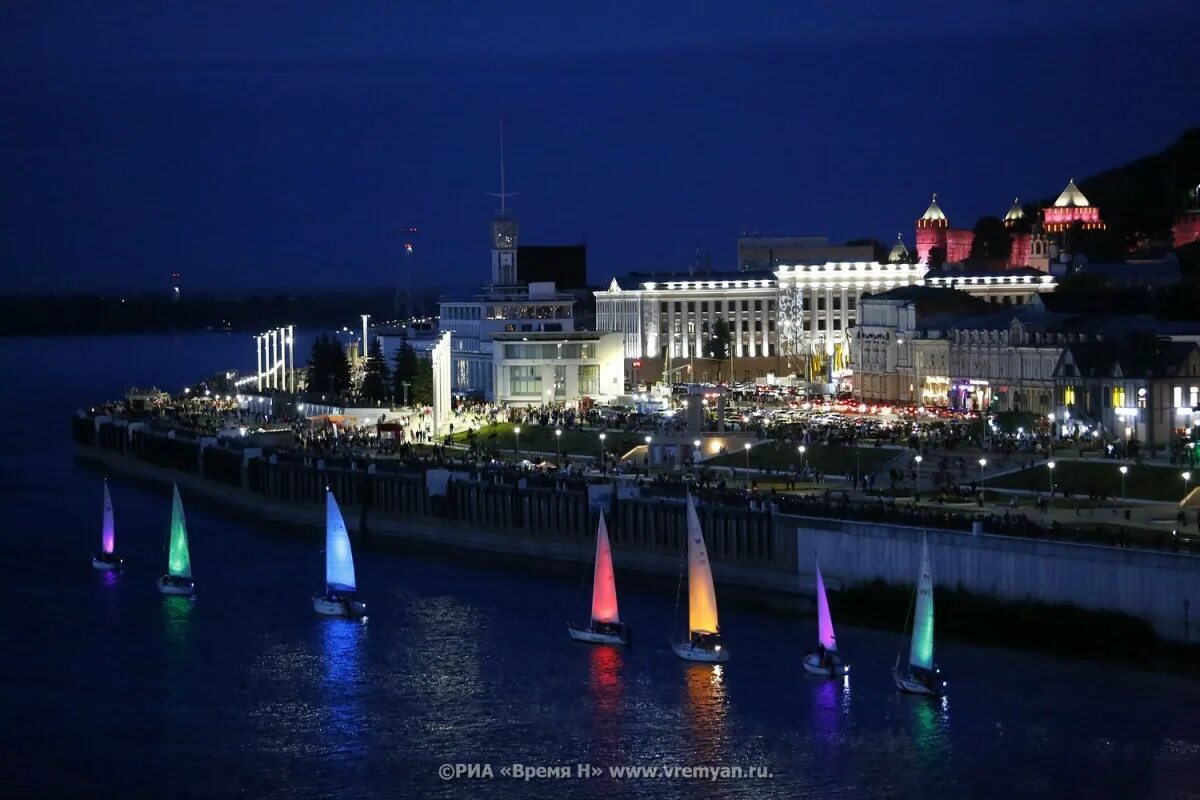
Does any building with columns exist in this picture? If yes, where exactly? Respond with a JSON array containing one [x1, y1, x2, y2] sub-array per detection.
[[595, 260, 928, 385]]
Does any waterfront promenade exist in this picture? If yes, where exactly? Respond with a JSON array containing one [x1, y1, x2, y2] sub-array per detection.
[[73, 409, 1200, 647]]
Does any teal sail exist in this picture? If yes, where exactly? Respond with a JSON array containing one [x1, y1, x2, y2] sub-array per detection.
[[907, 537, 934, 671], [324, 490, 356, 592], [167, 484, 192, 578]]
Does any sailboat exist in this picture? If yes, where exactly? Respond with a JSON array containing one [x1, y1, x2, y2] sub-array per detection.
[[313, 489, 367, 617], [568, 510, 631, 645], [892, 535, 946, 696], [802, 558, 848, 677], [91, 479, 123, 570], [670, 495, 728, 663], [157, 484, 195, 595]]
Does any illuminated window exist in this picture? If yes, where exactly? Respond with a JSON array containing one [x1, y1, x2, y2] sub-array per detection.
[[1174, 386, 1183, 407], [1112, 386, 1126, 408], [509, 366, 541, 395], [1064, 386, 1076, 405]]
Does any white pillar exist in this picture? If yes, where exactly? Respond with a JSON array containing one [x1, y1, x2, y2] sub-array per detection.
[[270, 329, 278, 390], [288, 325, 295, 393], [761, 296, 770, 357], [256, 335, 263, 392]]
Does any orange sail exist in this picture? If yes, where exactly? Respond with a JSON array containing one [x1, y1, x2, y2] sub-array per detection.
[[590, 511, 620, 624], [686, 496, 720, 635]]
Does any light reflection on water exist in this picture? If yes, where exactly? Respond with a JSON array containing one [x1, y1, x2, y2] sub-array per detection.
[[5, 334, 1200, 799], [682, 664, 729, 764], [321, 617, 367, 750]]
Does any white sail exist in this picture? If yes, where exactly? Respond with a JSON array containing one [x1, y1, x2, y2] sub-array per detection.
[[324, 490, 357, 592], [685, 496, 719, 635]]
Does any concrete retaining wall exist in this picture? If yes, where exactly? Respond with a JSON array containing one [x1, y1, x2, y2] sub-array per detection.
[[784, 516, 1200, 643]]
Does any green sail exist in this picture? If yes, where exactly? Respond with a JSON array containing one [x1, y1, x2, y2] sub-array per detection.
[[167, 484, 192, 578], [908, 537, 934, 671]]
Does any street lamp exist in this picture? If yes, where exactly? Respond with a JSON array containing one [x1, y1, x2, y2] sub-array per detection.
[[514, 426, 521, 456], [799, 444, 807, 478], [598, 432, 606, 471], [555, 428, 562, 461], [744, 441, 753, 487], [1119, 464, 1128, 500], [644, 435, 652, 476], [978, 457, 987, 494], [693, 438, 701, 466], [1047, 460, 1056, 497], [914, 454, 922, 491]]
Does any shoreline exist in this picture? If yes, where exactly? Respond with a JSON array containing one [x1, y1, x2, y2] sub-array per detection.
[[76, 445, 1200, 677]]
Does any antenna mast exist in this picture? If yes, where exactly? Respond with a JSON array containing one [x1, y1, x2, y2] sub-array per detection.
[[487, 115, 519, 216]]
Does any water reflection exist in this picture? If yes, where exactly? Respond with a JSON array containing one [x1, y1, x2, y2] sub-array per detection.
[[587, 645, 625, 720], [812, 676, 851, 744], [161, 595, 194, 649], [912, 695, 952, 757], [682, 664, 729, 762], [322, 618, 367, 745]]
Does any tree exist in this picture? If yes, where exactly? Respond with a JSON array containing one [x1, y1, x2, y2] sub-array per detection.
[[705, 318, 732, 360], [926, 245, 947, 270], [391, 329, 419, 405], [305, 334, 331, 393], [361, 337, 392, 405], [969, 215, 1012, 263], [305, 334, 352, 396], [409, 356, 433, 406]]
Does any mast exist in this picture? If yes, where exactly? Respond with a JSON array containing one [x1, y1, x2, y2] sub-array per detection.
[[908, 537, 935, 671], [685, 496, 720, 635], [590, 511, 619, 624], [101, 480, 115, 555]]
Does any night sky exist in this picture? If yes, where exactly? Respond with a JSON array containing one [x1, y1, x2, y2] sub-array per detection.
[[2, 1, 1198, 293]]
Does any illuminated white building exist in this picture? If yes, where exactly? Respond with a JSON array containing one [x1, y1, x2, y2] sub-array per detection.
[[595, 261, 928, 383], [492, 332, 624, 407]]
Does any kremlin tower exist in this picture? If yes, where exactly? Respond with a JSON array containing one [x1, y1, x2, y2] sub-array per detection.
[[915, 194, 974, 264], [1041, 179, 1105, 232]]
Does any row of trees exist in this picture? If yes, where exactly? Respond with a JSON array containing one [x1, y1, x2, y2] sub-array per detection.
[[305, 331, 432, 406]]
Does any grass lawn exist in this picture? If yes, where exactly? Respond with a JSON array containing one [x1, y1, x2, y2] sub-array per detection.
[[706, 441, 902, 476], [988, 460, 1192, 503], [451, 422, 644, 459]]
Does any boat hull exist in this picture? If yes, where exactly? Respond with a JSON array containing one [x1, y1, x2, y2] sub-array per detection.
[[802, 653, 849, 677], [313, 594, 367, 618], [91, 554, 123, 570], [567, 622, 630, 645], [671, 639, 729, 663], [157, 576, 194, 596], [893, 666, 944, 696]]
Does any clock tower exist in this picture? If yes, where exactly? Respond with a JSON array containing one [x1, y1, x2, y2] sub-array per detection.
[[490, 217, 519, 285]]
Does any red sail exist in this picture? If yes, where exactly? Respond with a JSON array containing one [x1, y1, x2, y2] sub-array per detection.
[[590, 511, 620, 624]]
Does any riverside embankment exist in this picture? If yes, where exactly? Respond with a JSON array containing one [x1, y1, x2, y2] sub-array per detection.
[[74, 414, 1200, 653]]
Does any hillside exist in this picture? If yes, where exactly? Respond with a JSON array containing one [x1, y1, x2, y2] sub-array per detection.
[[1045, 126, 1200, 241]]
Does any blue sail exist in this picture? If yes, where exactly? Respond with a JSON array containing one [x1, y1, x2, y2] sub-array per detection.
[[324, 490, 357, 592]]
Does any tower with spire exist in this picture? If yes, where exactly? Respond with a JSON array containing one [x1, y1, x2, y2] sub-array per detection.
[[915, 194, 974, 265], [488, 116, 520, 286], [1042, 179, 1104, 232]]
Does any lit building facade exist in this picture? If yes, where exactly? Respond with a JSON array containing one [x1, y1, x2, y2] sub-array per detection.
[[439, 213, 575, 399], [492, 332, 624, 407], [595, 261, 927, 384]]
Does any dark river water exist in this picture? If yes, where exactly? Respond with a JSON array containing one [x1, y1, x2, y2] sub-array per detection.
[[2, 333, 1199, 799]]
